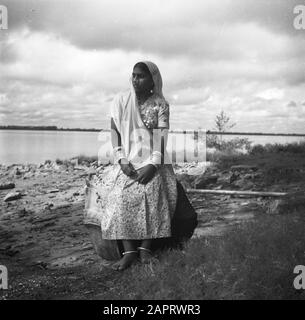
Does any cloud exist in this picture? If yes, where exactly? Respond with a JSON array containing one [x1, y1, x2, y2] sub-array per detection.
[[287, 100, 297, 108], [1, 0, 305, 133], [2, 0, 303, 56], [256, 88, 285, 100]]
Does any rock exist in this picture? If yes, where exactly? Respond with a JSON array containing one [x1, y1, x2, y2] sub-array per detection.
[[70, 159, 79, 166], [73, 192, 80, 196], [80, 160, 90, 167], [48, 189, 60, 193], [23, 172, 34, 179], [232, 178, 254, 190], [51, 163, 61, 171], [4, 191, 22, 202], [243, 173, 256, 180], [216, 172, 235, 185], [0, 182, 15, 190], [44, 202, 54, 210], [74, 165, 87, 171], [194, 174, 218, 189], [229, 172, 240, 184]]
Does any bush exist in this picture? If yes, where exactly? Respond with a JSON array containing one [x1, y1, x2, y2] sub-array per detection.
[[55, 158, 63, 165], [249, 142, 305, 155]]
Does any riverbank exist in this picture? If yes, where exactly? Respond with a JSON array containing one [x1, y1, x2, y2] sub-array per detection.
[[0, 149, 305, 299]]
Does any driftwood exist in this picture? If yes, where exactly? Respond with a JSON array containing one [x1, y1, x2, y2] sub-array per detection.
[[186, 189, 287, 197]]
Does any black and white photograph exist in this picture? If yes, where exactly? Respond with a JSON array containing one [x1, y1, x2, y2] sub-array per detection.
[[1, 0, 305, 303]]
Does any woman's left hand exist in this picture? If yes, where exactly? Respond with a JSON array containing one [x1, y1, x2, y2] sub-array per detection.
[[135, 164, 157, 184]]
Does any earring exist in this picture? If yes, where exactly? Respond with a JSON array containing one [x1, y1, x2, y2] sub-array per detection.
[[150, 89, 154, 94]]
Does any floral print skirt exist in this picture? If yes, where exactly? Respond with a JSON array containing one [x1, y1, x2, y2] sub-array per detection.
[[84, 164, 178, 240]]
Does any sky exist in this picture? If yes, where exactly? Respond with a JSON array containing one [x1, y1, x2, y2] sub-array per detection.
[[0, 0, 305, 133]]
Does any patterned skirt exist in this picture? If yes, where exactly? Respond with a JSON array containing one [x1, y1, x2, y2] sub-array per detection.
[[84, 164, 178, 240]]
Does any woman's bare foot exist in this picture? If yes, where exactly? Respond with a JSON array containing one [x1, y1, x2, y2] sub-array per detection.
[[138, 247, 155, 264], [111, 251, 138, 271]]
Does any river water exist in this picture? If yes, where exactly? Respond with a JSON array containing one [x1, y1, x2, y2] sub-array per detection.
[[0, 130, 304, 165]]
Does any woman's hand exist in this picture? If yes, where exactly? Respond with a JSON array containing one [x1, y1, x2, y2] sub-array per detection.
[[119, 159, 137, 177], [135, 164, 157, 184]]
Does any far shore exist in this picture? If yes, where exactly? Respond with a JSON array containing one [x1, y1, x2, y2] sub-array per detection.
[[1, 126, 305, 136]]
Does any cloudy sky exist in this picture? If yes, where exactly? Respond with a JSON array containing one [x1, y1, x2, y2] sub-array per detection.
[[0, 0, 305, 133]]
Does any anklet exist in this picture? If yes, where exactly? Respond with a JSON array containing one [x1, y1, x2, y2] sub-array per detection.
[[122, 250, 138, 256], [137, 247, 152, 253]]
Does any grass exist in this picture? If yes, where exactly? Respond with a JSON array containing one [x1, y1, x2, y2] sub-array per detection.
[[3, 206, 304, 300], [206, 142, 305, 185], [97, 209, 305, 300]]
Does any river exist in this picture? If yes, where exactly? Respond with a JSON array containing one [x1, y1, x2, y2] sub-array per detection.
[[0, 130, 304, 165]]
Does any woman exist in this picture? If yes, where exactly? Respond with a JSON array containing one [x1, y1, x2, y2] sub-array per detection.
[[84, 61, 197, 270], [84, 61, 178, 271]]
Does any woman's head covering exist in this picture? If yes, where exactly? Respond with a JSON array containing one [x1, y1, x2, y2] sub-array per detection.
[[110, 60, 170, 169], [133, 61, 165, 99]]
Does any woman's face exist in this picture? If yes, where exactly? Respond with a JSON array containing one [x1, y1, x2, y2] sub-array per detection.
[[132, 65, 154, 94]]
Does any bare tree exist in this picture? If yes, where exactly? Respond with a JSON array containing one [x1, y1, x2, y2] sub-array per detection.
[[207, 110, 251, 152]]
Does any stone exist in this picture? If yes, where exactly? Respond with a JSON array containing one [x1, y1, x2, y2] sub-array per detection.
[[23, 172, 34, 179], [70, 159, 79, 166], [0, 182, 15, 190], [49, 189, 60, 193], [229, 172, 240, 184], [194, 174, 218, 189], [44, 202, 54, 210], [216, 172, 235, 185], [232, 178, 254, 190], [74, 165, 87, 171], [4, 191, 22, 202], [51, 163, 61, 171]]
